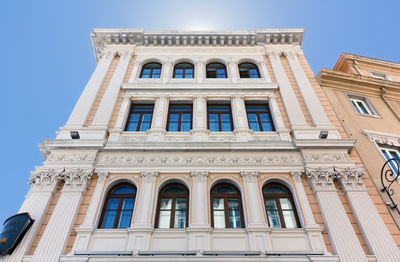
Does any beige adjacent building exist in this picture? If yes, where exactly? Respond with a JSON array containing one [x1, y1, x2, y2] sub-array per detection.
[[318, 53, 400, 228]]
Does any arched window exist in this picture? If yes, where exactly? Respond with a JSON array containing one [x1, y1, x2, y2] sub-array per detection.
[[155, 183, 189, 228], [211, 183, 244, 228], [206, 63, 227, 78], [173, 63, 194, 78], [99, 183, 136, 229], [238, 62, 260, 78], [263, 183, 300, 228], [140, 63, 162, 78]]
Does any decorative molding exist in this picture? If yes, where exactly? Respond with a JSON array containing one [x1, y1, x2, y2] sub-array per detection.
[[191, 171, 209, 182], [240, 171, 259, 182], [306, 167, 336, 192], [97, 172, 109, 183], [96, 153, 303, 166], [290, 171, 303, 183], [140, 171, 159, 182], [61, 168, 94, 192], [29, 167, 63, 191], [46, 152, 96, 163], [363, 129, 400, 147], [303, 152, 351, 162], [336, 167, 366, 192]]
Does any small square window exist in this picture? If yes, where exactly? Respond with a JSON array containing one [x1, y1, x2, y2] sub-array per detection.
[[347, 94, 378, 117]]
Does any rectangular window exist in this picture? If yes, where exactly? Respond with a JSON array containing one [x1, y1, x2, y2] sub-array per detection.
[[380, 147, 400, 171], [125, 104, 154, 132], [167, 104, 192, 132], [347, 94, 378, 116], [246, 104, 275, 131], [207, 104, 233, 132]]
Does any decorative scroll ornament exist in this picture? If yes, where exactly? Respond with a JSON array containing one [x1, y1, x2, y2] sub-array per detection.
[[306, 167, 336, 192], [61, 168, 93, 192], [336, 167, 365, 191], [29, 168, 63, 191], [380, 158, 400, 214]]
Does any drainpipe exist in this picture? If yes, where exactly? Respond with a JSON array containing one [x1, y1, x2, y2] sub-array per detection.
[[380, 86, 400, 122]]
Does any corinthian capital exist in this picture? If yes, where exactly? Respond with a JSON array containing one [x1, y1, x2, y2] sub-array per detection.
[[62, 168, 93, 192], [29, 167, 63, 192], [191, 171, 208, 182], [240, 171, 259, 182], [306, 167, 336, 192], [141, 171, 158, 182], [336, 167, 366, 192], [265, 50, 281, 60]]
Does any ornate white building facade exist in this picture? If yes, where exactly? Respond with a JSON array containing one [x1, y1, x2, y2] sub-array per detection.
[[2, 29, 400, 262]]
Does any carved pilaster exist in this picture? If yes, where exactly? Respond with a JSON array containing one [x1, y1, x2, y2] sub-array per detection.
[[240, 171, 259, 183], [336, 167, 366, 192], [306, 167, 336, 192], [191, 171, 208, 182], [140, 171, 159, 182], [29, 167, 63, 192]]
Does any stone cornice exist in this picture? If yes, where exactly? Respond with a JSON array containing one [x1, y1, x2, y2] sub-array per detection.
[[363, 129, 400, 147], [91, 28, 304, 61]]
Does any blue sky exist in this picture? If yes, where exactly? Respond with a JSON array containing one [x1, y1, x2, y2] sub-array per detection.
[[0, 0, 399, 224]]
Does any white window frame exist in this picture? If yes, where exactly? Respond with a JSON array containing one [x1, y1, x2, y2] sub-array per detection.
[[346, 93, 379, 117], [380, 147, 400, 162], [369, 71, 392, 81]]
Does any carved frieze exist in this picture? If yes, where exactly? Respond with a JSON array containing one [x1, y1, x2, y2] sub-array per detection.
[[96, 153, 302, 167], [46, 152, 96, 163], [303, 153, 351, 162]]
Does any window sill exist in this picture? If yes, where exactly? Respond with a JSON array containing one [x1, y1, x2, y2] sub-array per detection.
[[354, 112, 381, 119]]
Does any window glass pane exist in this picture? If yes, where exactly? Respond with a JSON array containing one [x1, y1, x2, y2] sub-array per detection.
[[141, 69, 151, 78], [182, 113, 191, 122], [279, 198, 293, 210], [129, 114, 140, 122], [390, 151, 400, 159], [229, 209, 241, 228], [208, 114, 218, 122], [118, 211, 132, 228], [228, 198, 239, 209], [101, 211, 117, 228], [261, 122, 273, 131], [160, 198, 172, 209], [152, 69, 161, 78], [264, 186, 288, 194], [209, 122, 219, 132], [267, 210, 282, 228], [214, 185, 237, 194], [121, 198, 134, 210], [142, 113, 153, 122], [247, 113, 257, 122], [351, 100, 361, 113], [174, 69, 183, 78], [158, 211, 171, 228], [126, 122, 138, 131], [163, 185, 187, 195], [249, 122, 260, 131], [112, 186, 135, 194], [139, 122, 151, 132], [181, 122, 191, 131], [240, 71, 249, 78], [265, 198, 278, 210], [168, 122, 178, 132], [207, 70, 216, 78], [220, 114, 231, 122], [249, 69, 259, 78], [106, 198, 120, 210], [174, 210, 186, 228], [221, 122, 232, 132], [357, 101, 370, 114], [176, 198, 187, 209], [208, 105, 229, 112], [213, 211, 226, 228], [213, 198, 224, 209], [169, 114, 179, 122], [283, 211, 297, 228], [260, 114, 270, 122]]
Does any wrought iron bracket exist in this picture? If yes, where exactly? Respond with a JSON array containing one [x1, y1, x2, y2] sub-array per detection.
[[381, 158, 400, 214]]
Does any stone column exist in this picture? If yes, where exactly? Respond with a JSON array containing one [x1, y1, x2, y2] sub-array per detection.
[[91, 50, 133, 129], [31, 168, 93, 262], [227, 59, 238, 83], [259, 60, 272, 83], [337, 167, 400, 262], [4, 168, 63, 262], [268, 94, 291, 141], [188, 171, 210, 252], [128, 61, 141, 83], [129, 171, 158, 251], [109, 95, 131, 141], [148, 96, 169, 141], [266, 51, 308, 128], [284, 51, 330, 127], [192, 95, 208, 142], [241, 171, 264, 227], [231, 95, 251, 141], [307, 168, 366, 262], [72, 172, 109, 252], [162, 60, 172, 83], [66, 50, 116, 127], [196, 59, 205, 84]]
